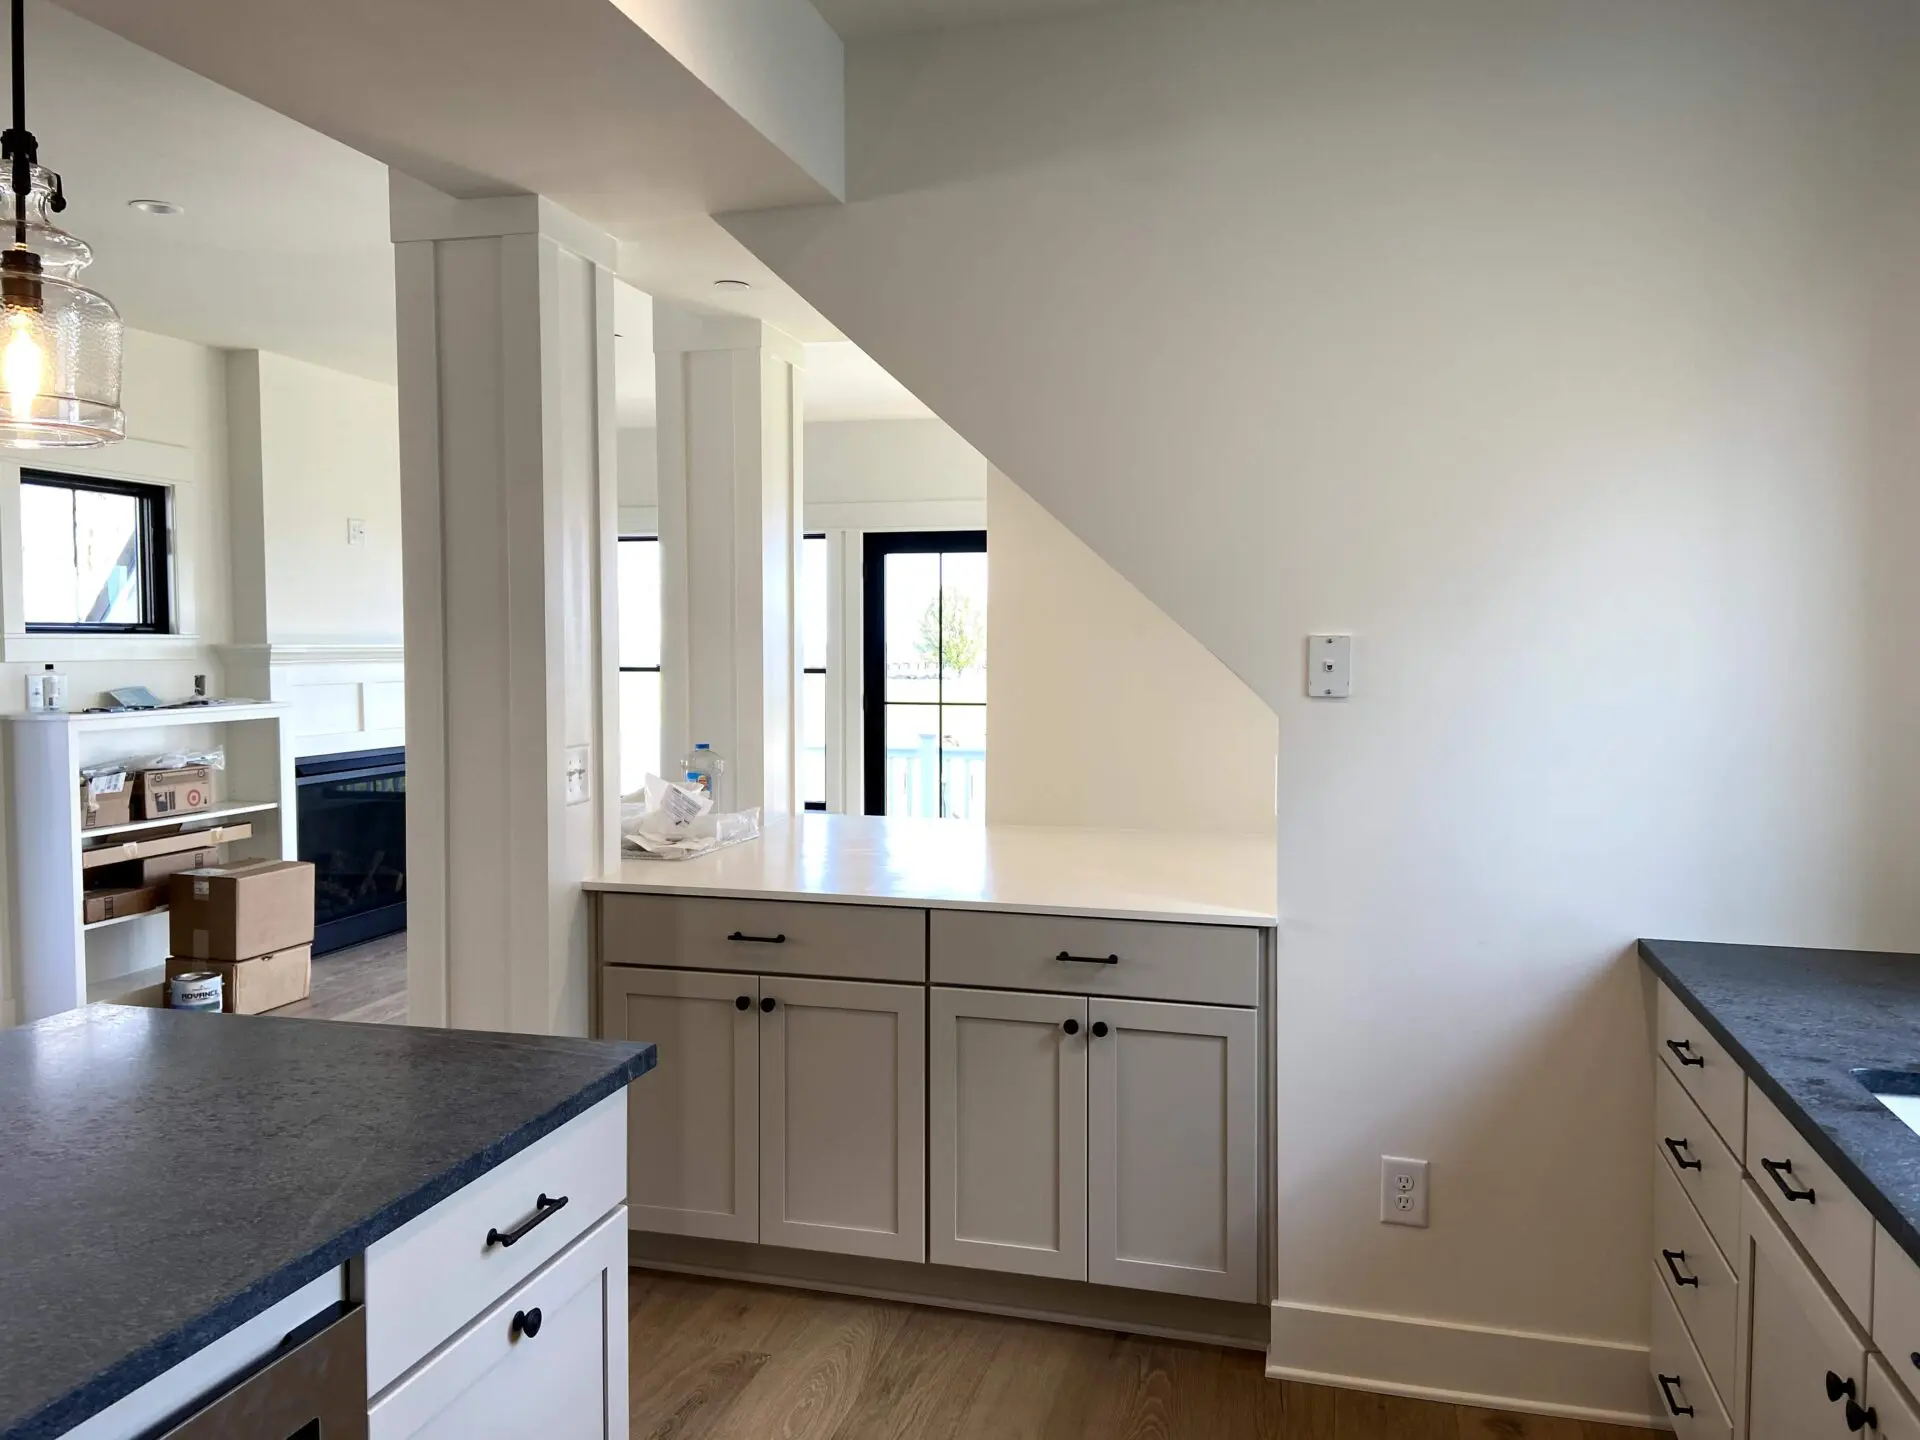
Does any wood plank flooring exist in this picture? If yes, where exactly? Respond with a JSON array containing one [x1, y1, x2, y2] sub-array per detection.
[[628, 1273, 1648, 1440], [272, 930, 408, 1023]]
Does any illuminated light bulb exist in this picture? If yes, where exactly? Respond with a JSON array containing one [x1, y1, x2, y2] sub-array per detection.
[[3, 310, 43, 419]]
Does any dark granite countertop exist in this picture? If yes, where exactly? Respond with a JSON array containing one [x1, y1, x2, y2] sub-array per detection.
[[0, 1007, 655, 1440], [1640, 939, 1920, 1270]]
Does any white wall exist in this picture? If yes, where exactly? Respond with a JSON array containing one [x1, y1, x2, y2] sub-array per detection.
[[724, 0, 1920, 1417], [985, 468, 1276, 836]]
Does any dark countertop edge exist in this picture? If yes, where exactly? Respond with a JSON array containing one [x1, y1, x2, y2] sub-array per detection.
[[1637, 938, 1920, 1273], [9, 1044, 655, 1440]]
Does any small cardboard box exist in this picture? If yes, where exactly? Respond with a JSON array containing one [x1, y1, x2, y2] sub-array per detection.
[[168, 860, 316, 962], [86, 847, 221, 893], [83, 884, 164, 924], [135, 766, 216, 821], [79, 772, 133, 830], [166, 945, 312, 1015]]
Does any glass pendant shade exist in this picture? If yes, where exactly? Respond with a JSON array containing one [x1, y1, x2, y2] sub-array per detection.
[[0, 163, 122, 447]]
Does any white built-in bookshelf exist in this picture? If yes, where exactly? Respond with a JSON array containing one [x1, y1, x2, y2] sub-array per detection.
[[3, 702, 295, 1020]]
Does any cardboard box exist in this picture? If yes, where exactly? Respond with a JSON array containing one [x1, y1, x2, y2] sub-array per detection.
[[83, 884, 164, 924], [86, 847, 221, 893], [82, 823, 253, 871], [166, 946, 312, 1015], [169, 860, 316, 962], [135, 766, 216, 821], [79, 772, 133, 830]]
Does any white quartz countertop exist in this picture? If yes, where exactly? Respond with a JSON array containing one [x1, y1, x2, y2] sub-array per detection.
[[585, 814, 1277, 927]]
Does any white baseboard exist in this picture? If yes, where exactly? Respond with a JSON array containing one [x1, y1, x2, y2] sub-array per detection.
[[1267, 1299, 1660, 1427]]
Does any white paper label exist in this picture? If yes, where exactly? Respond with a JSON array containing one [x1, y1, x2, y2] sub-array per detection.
[[88, 773, 127, 796]]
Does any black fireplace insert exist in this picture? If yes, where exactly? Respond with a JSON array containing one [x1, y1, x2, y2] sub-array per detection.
[[295, 747, 406, 956]]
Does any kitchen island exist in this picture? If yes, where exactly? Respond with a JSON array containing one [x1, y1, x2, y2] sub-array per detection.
[[0, 1006, 654, 1440]]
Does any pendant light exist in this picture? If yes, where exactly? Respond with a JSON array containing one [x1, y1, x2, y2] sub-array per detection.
[[0, 0, 122, 447]]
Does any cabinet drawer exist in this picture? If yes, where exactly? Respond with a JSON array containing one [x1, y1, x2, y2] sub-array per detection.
[[369, 1207, 627, 1440], [1650, 1271, 1732, 1440], [1875, 1228, 1920, 1400], [1655, 1061, 1741, 1263], [930, 910, 1259, 1007], [602, 893, 924, 983], [1653, 1150, 1737, 1395], [1655, 983, 1745, 1155], [364, 1092, 626, 1397], [1745, 1082, 1874, 1323]]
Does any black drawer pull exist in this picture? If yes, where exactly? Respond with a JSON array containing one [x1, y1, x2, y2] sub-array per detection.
[[1846, 1397, 1877, 1433], [1827, 1371, 1856, 1403], [486, 1192, 569, 1249], [511, 1306, 543, 1340], [1657, 1374, 1693, 1418], [1062, 1018, 1080, 1035], [1663, 1136, 1703, 1172], [1661, 1249, 1699, 1288], [728, 931, 787, 945], [1056, 950, 1119, 965], [1665, 1038, 1706, 1068], [1763, 1157, 1817, 1204]]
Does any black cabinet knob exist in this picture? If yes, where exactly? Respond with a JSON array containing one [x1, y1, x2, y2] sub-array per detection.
[[761, 997, 776, 1013], [511, 1307, 543, 1340], [735, 995, 752, 1011], [1062, 1018, 1080, 1035], [1845, 1397, 1877, 1433], [1828, 1371, 1856, 1404], [1091, 1021, 1110, 1038]]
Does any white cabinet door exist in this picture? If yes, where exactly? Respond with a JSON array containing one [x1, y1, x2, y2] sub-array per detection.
[[1740, 1184, 1867, 1440], [1087, 997, 1257, 1302], [760, 975, 927, 1262], [601, 965, 758, 1242], [929, 986, 1088, 1281], [1866, 1357, 1920, 1440], [370, 1208, 629, 1440]]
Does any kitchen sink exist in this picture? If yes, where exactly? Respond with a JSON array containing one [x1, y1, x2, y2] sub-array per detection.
[[1855, 1069, 1920, 1139]]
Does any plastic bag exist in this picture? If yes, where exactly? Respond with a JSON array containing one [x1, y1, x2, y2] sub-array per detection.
[[620, 773, 760, 858]]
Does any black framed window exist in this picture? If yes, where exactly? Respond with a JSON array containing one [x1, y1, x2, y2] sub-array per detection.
[[863, 531, 987, 819], [800, 533, 827, 811], [21, 471, 173, 633], [616, 536, 661, 794]]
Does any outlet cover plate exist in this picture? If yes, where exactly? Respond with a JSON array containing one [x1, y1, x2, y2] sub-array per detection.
[[564, 745, 591, 806], [1381, 1155, 1429, 1227], [1308, 634, 1352, 698]]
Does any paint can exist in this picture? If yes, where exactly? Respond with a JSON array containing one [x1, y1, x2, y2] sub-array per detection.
[[169, 972, 224, 1013]]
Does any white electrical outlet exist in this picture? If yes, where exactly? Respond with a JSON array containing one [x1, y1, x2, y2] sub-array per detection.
[[1381, 1156, 1429, 1227], [564, 745, 591, 805]]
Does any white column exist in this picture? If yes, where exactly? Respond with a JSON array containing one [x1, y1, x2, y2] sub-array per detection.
[[653, 306, 803, 820], [391, 174, 621, 1035]]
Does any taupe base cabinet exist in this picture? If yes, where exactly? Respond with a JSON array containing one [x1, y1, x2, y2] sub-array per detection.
[[599, 890, 1268, 1311]]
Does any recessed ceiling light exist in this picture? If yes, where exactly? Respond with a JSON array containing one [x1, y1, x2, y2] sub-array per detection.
[[713, 278, 751, 291], [127, 199, 183, 216]]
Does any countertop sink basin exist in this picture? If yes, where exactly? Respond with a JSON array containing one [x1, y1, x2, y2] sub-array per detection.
[[1855, 1068, 1920, 1140]]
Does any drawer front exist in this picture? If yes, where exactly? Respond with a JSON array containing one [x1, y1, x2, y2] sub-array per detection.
[[1653, 1148, 1738, 1395], [364, 1092, 626, 1397], [1868, 1356, 1920, 1440], [930, 909, 1259, 1007], [1874, 1227, 1920, 1400], [1655, 1061, 1741, 1263], [602, 893, 925, 983], [369, 1207, 627, 1440], [1745, 1082, 1874, 1323], [1650, 1270, 1733, 1440], [1655, 983, 1746, 1155]]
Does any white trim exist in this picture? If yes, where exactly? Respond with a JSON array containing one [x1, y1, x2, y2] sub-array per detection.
[[1, 633, 210, 664], [217, 642, 405, 667], [806, 498, 985, 532], [387, 172, 619, 270], [1266, 1298, 1658, 1427]]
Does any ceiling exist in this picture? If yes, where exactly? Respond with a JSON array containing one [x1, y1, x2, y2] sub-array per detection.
[[811, 0, 1176, 39]]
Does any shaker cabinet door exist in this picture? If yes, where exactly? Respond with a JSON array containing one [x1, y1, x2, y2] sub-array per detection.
[[602, 965, 758, 1242], [1741, 1184, 1867, 1440], [929, 986, 1089, 1281]]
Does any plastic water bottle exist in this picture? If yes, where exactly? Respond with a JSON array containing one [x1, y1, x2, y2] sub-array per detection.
[[682, 742, 726, 808]]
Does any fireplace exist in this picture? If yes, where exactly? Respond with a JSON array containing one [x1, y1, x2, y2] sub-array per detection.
[[295, 748, 406, 955]]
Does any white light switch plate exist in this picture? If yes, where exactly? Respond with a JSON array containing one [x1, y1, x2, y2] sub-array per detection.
[[347, 517, 367, 547], [564, 745, 591, 805], [1308, 634, 1352, 698]]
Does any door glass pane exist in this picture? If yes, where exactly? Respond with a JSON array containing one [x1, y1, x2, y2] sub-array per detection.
[[619, 671, 661, 798], [883, 551, 941, 703], [800, 671, 827, 810], [938, 551, 988, 704], [618, 537, 661, 669], [940, 705, 987, 821], [800, 535, 828, 672], [883, 703, 942, 818]]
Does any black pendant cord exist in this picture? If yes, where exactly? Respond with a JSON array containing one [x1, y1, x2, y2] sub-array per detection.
[[4, 0, 32, 248]]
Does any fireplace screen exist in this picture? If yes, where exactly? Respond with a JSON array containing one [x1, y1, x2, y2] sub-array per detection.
[[295, 748, 406, 955]]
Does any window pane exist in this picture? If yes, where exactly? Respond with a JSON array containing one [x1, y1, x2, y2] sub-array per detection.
[[73, 489, 144, 624], [800, 535, 828, 672], [21, 481, 76, 624], [938, 551, 988, 704], [940, 705, 987, 821], [618, 670, 661, 798], [884, 551, 941, 703], [617, 537, 661, 669], [801, 670, 827, 809], [882, 703, 942, 818]]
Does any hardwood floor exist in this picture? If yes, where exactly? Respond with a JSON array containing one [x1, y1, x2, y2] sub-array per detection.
[[628, 1273, 1647, 1440], [273, 930, 408, 1023]]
